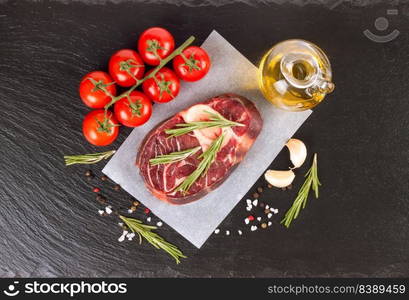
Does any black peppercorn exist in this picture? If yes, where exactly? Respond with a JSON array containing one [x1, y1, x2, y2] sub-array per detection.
[[101, 175, 108, 181], [253, 192, 259, 199], [257, 187, 263, 193], [85, 170, 93, 177], [96, 194, 106, 204], [113, 184, 121, 191]]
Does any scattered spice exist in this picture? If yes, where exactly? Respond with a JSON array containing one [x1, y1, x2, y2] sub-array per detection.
[[144, 208, 150, 214], [264, 208, 270, 214], [105, 206, 113, 215], [85, 170, 93, 177], [118, 230, 128, 242], [113, 184, 121, 191], [257, 187, 263, 193], [253, 192, 259, 199], [281, 184, 293, 191], [259, 202, 265, 208], [247, 215, 255, 221], [147, 217, 151, 222], [225, 230, 230, 236], [132, 200, 140, 206], [157, 221, 163, 227], [93, 187, 101, 193], [128, 206, 137, 213], [96, 194, 107, 204], [268, 184, 273, 189], [238, 230, 242, 235], [101, 175, 108, 181], [250, 225, 257, 231], [261, 223, 267, 229], [214, 228, 220, 234]]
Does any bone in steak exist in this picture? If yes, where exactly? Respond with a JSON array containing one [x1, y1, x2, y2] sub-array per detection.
[[136, 93, 263, 205]]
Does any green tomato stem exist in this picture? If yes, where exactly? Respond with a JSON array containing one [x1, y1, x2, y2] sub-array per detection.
[[103, 35, 195, 111]]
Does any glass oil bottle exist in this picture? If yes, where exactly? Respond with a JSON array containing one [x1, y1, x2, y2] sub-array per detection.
[[259, 39, 335, 111]]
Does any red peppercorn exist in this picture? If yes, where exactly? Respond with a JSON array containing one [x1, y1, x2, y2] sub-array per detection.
[[93, 187, 100, 193], [247, 215, 255, 221], [144, 208, 150, 214]]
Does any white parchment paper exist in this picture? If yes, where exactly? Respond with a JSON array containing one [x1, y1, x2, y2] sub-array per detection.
[[102, 30, 312, 248]]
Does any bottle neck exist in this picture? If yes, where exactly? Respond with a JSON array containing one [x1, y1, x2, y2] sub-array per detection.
[[280, 52, 334, 97]]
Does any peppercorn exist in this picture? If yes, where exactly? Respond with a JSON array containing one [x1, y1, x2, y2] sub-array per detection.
[[261, 223, 267, 229], [257, 187, 263, 193], [96, 194, 106, 204], [267, 184, 273, 189], [253, 192, 259, 199], [287, 184, 292, 190], [85, 170, 93, 177], [101, 175, 108, 181], [130, 206, 136, 212], [144, 208, 150, 214], [259, 202, 265, 208], [264, 208, 270, 214], [113, 184, 121, 191], [132, 200, 140, 207]]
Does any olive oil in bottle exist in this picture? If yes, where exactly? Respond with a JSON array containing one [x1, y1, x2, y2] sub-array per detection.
[[259, 39, 335, 111]]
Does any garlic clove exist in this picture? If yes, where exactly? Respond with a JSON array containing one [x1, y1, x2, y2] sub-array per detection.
[[286, 138, 307, 169], [264, 170, 295, 188]]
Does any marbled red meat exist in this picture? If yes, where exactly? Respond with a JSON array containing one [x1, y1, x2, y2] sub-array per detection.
[[136, 93, 263, 205]]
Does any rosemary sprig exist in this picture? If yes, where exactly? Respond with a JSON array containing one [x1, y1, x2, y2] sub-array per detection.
[[64, 150, 116, 166], [281, 153, 321, 228], [165, 111, 244, 138], [175, 133, 224, 194], [119, 215, 186, 264], [149, 146, 201, 166]]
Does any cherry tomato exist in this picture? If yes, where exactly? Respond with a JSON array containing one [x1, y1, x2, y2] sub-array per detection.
[[137, 27, 175, 66], [82, 110, 119, 146], [108, 49, 145, 87], [142, 67, 180, 103], [79, 71, 116, 108], [173, 46, 211, 82], [114, 91, 152, 127]]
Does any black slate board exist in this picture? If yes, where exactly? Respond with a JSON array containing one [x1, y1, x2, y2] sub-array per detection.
[[0, 0, 408, 277]]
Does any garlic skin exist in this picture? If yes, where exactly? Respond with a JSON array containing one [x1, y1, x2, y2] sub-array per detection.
[[286, 138, 307, 169], [264, 170, 295, 188]]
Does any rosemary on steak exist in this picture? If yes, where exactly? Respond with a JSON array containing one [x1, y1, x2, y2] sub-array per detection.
[[175, 133, 225, 194], [119, 215, 186, 264], [64, 150, 116, 166], [281, 153, 321, 228], [149, 146, 201, 166], [165, 111, 244, 138]]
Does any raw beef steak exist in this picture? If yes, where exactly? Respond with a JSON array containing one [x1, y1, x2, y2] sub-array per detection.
[[136, 94, 263, 205]]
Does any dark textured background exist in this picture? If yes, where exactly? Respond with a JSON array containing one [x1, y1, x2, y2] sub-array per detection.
[[0, 0, 408, 278]]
